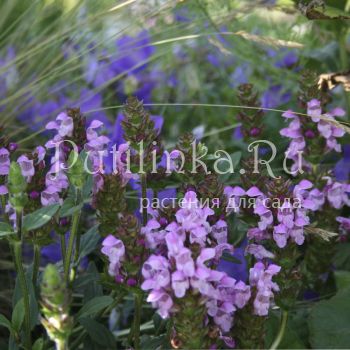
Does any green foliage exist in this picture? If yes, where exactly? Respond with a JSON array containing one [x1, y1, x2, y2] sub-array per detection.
[[22, 204, 60, 231], [309, 288, 350, 348]]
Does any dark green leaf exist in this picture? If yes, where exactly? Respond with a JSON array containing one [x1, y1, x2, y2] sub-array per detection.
[[11, 298, 24, 332], [78, 225, 100, 262], [59, 197, 82, 218], [82, 262, 103, 303], [32, 338, 44, 350], [22, 204, 60, 231], [73, 272, 100, 290], [77, 296, 113, 320], [334, 243, 350, 270], [309, 288, 350, 348], [141, 335, 167, 349], [79, 318, 115, 348], [334, 270, 350, 291], [0, 314, 14, 333]]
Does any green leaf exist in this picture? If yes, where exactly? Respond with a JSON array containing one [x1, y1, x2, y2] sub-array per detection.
[[82, 262, 103, 303], [322, 5, 350, 19], [59, 196, 83, 218], [78, 225, 100, 262], [79, 318, 115, 348], [32, 338, 44, 350], [309, 288, 350, 348], [11, 298, 24, 332], [334, 270, 350, 291], [22, 204, 60, 231], [0, 222, 15, 238], [0, 314, 14, 333], [141, 335, 167, 349], [82, 170, 93, 200], [77, 296, 113, 320], [334, 243, 350, 270]]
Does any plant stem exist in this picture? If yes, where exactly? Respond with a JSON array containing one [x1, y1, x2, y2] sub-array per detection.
[[13, 212, 32, 350], [60, 234, 66, 267], [132, 292, 143, 350], [55, 339, 67, 350], [73, 223, 81, 274], [64, 209, 81, 285], [339, 28, 350, 115], [32, 243, 40, 287], [141, 173, 147, 225], [0, 194, 10, 224], [270, 310, 288, 350]]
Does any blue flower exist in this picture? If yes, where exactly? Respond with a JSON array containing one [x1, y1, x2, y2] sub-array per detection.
[[335, 144, 350, 181]]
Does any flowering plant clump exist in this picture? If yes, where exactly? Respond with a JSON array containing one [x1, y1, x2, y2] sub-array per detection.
[[1, 74, 350, 350], [0, 86, 350, 349]]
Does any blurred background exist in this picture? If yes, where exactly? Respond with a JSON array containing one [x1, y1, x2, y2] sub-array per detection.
[[1, 0, 349, 150]]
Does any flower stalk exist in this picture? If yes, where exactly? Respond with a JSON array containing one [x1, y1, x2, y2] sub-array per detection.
[[64, 206, 81, 285], [132, 292, 143, 350], [40, 264, 72, 350], [269, 310, 288, 350], [13, 238, 32, 350], [32, 243, 40, 286]]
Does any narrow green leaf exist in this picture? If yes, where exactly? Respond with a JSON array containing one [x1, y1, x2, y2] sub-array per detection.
[[22, 204, 60, 231], [11, 298, 24, 332], [59, 197, 83, 218], [0, 222, 15, 238], [78, 225, 100, 262], [32, 338, 44, 350], [0, 314, 14, 333], [77, 296, 113, 320]]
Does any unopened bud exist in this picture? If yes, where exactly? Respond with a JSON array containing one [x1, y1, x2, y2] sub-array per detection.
[[8, 162, 27, 211], [67, 151, 85, 189]]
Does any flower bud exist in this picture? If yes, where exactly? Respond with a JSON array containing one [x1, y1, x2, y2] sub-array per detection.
[[67, 151, 85, 189], [40, 264, 72, 347], [8, 162, 28, 211]]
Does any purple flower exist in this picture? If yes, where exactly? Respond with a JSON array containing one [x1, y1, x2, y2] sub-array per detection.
[[41, 186, 62, 206], [254, 202, 273, 230], [293, 179, 324, 211], [141, 255, 170, 290], [211, 220, 228, 244], [281, 100, 346, 170], [142, 219, 164, 249], [147, 290, 173, 318], [46, 112, 73, 138], [171, 271, 189, 298], [101, 235, 125, 277], [337, 216, 350, 232], [224, 186, 245, 213], [17, 155, 35, 179], [0, 148, 10, 175], [0, 185, 8, 195], [175, 247, 195, 277], [324, 177, 350, 209], [246, 244, 274, 260], [249, 262, 280, 316], [273, 224, 288, 248]]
